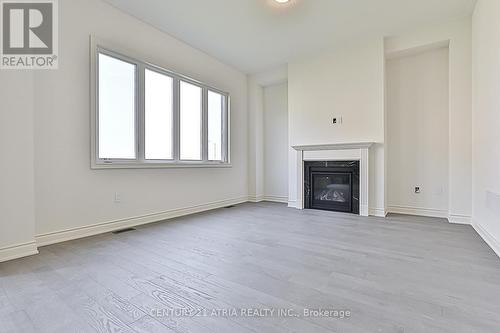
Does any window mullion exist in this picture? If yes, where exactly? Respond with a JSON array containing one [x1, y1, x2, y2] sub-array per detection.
[[202, 88, 208, 162], [173, 77, 180, 162], [223, 95, 230, 163], [93, 42, 230, 168], [137, 63, 145, 162]]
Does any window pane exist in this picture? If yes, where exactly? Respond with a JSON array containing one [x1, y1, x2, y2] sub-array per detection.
[[98, 53, 136, 159], [208, 91, 224, 161], [180, 81, 202, 160], [145, 69, 173, 160]]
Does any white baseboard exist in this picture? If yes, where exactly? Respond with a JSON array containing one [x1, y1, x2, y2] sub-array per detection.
[[36, 196, 248, 247], [14, 199, 470, 263], [448, 214, 472, 225], [247, 195, 264, 203], [246, 195, 288, 204], [360, 204, 369, 217], [0, 241, 39, 263], [473, 222, 500, 259], [263, 195, 288, 204], [387, 205, 449, 219], [369, 207, 387, 217], [287, 200, 299, 208]]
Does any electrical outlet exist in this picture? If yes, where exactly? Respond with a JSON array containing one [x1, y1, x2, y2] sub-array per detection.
[[414, 187, 421, 194], [332, 117, 343, 125], [114, 192, 122, 203]]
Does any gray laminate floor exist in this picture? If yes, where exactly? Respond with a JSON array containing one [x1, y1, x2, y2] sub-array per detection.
[[1, 202, 500, 333]]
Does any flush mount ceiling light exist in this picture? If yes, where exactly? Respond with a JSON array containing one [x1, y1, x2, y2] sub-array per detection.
[[274, 0, 291, 3]]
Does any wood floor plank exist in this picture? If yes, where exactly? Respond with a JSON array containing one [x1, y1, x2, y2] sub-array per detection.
[[1, 202, 500, 332], [0, 310, 37, 333], [128, 315, 176, 333], [107, 223, 497, 332]]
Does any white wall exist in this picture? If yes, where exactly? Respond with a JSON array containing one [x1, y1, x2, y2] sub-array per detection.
[[472, 0, 500, 255], [0, 72, 38, 261], [247, 78, 264, 202], [386, 47, 450, 216], [263, 83, 288, 201], [289, 39, 385, 146], [0, 0, 486, 261], [385, 17, 472, 222], [248, 65, 288, 203], [31, 0, 248, 239], [288, 38, 386, 213]]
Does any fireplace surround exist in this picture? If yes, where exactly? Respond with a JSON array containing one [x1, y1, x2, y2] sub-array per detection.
[[304, 161, 360, 214], [290, 142, 373, 216]]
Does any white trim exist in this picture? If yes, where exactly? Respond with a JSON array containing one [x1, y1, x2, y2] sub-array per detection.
[[303, 149, 361, 161], [296, 150, 305, 209], [91, 162, 232, 170], [247, 195, 288, 203], [292, 142, 374, 151], [263, 195, 288, 203], [360, 204, 369, 217], [90, 35, 230, 169], [288, 200, 299, 208], [385, 40, 450, 60], [369, 207, 387, 217], [35, 196, 248, 247], [473, 223, 500, 259], [247, 195, 265, 203], [448, 214, 472, 225], [292, 144, 373, 216], [360, 148, 369, 216], [0, 242, 38, 263], [387, 205, 449, 219]]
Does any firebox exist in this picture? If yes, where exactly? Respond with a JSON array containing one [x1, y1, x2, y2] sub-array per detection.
[[304, 161, 360, 214]]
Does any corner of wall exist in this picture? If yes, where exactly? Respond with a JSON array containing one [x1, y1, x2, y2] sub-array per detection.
[[246, 77, 265, 199], [0, 71, 37, 263], [473, 222, 500, 258], [471, 0, 500, 259]]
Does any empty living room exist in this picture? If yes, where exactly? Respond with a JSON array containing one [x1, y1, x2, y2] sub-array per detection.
[[1, 0, 500, 332]]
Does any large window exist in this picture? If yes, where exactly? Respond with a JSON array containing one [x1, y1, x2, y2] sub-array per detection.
[[145, 69, 174, 160], [92, 45, 229, 168], [97, 53, 136, 160], [180, 81, 202, 161], [208, 90, 224, 161]]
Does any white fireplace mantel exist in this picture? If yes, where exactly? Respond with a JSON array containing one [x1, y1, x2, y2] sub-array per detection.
[[292, 142, 374, 151], [291, 142, 374, 216]]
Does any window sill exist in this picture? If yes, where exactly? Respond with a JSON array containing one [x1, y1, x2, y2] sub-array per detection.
[[91, 162, 232, 170]]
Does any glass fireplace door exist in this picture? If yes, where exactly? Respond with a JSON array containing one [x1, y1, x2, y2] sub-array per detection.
[[311, 172, 352, 212]]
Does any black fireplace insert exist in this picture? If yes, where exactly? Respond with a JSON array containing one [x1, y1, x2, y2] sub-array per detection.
[[304, 161, 360, 214]]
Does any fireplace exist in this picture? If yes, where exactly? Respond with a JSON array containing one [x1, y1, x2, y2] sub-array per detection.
[[304, 161, 360, 214]]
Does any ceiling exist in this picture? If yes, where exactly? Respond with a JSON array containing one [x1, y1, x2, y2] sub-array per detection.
[[103, 0, 476, 74]]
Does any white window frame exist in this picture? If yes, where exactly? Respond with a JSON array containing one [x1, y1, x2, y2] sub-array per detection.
[[90, 36, 230, 169]]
